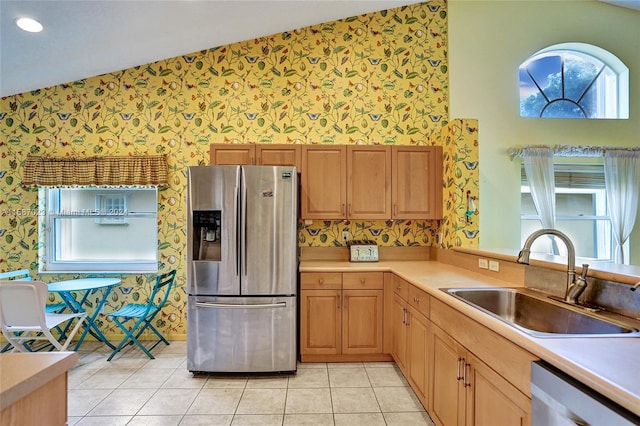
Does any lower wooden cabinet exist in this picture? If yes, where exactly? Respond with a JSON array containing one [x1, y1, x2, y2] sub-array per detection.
[[429, 324, 531, 426], [392, 294, 409, 372], [300, 289, 341, 355], [467, 351, 531, 426], [300, 270, 534, 425], [430, 325, 468, 426], [342, 289, 384, 354], [391, 277, 430, 407], [300, 272, 386, 362], [407, 305, 430, 403]]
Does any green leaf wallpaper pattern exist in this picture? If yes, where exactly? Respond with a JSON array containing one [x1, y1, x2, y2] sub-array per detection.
[[0, 1, 480, 340]]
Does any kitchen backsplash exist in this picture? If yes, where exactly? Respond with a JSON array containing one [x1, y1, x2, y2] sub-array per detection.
[[0, 0, 479, 339]]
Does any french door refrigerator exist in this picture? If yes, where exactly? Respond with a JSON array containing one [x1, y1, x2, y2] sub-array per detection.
[[186, 165, 298, 373]]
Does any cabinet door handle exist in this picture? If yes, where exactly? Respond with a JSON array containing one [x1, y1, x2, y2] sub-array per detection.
[[337, 296, 340, 310], [402, 308, 406, 324], [405, 310, 410, 326], [463, 362, 471, 387], [415, 297, 420, 304], [360, 278, 365, 284], [349, 204, 352, 215], [257, 156, 261, 165], [319, 279, 324, 285], [342, 204, 345, 215], [456, 357, 463, 381]]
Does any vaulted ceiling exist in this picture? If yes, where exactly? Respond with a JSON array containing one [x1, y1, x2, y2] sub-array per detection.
[[1, 0, 638, 97], [0, 1, 420, 97]]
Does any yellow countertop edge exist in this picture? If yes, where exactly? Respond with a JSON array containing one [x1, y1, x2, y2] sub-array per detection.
[[0, 351, 79, 410], [299, 260, 640, 416]]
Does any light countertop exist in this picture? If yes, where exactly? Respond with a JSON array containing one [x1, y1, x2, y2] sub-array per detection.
[[300, 260, 640, 416], [0, 351, 78, 410]]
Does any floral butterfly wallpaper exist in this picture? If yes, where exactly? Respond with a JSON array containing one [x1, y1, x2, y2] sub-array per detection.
[[0, 0, 478, 340]]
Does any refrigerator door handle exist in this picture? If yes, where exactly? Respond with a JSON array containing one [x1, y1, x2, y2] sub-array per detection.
[[235, 182, 240, 276], [241, 170, 248, 277], [195, 301, 288, 309]]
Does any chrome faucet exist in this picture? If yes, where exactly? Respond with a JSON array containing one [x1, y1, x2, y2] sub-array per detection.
[[631, 282, 640, 291], [517, 229, 589, 304]]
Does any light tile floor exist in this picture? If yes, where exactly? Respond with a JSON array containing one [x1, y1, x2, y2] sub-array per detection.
[[67, 341, 435, 426]]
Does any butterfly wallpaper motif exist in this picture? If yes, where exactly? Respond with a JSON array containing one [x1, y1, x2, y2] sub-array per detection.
[[0, 0, 478, 340]]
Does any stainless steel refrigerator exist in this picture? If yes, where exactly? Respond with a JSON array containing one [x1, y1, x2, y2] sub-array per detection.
[[186, 165, 298, 373]]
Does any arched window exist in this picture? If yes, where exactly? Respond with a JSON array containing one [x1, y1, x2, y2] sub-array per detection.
[[519, 43, 628, 119]]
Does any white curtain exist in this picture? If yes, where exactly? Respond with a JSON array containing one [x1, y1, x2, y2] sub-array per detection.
[[522, 146, 559, 254], [604, 149, 640, 264]]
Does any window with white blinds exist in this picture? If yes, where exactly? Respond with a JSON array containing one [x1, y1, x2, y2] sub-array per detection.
[[521, 163, 616, 260], [520, 164, 605, 189]]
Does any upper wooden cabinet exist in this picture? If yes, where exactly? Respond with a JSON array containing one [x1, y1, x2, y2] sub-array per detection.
[[347, 145, 391, 219], [209, 144, 301, 170], [256, 145, 301, 170], [392, 146, 443, 219], [301, 144, 442, 220], [301, 145, 347, 219], [210, 144, 254, 165]]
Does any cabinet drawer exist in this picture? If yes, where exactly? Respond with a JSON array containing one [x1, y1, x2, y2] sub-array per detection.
[[408, 285, 430, 318], [300, 273, 342, 289], [391, 275, 409, 300], [343, 272, 384, 290]]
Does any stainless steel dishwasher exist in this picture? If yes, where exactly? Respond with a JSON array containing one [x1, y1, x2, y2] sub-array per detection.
[[531, 361, 639, 425]]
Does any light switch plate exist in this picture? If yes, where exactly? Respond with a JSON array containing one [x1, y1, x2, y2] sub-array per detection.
[[489, 260, 500, 272], [478, 258, 488, 269]]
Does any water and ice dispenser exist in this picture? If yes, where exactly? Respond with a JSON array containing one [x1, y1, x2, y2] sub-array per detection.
[[192, 210, 221, 261]]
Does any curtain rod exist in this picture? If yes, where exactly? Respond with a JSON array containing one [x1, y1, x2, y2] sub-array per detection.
[[507, 144, 640, 160]]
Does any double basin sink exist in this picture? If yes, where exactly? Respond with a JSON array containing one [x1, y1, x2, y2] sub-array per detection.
[[442, 287, 640, 338]]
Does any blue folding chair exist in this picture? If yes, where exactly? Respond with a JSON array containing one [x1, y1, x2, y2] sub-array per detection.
[[107, 270, 177, 361], [0, 269, 66, 352]]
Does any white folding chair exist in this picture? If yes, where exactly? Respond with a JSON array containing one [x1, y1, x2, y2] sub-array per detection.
[[0, 280, 87, 352], [0, 269, 67, 352]]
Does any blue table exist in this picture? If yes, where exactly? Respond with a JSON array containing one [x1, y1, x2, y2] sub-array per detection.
[[48, 278, 121, 351]]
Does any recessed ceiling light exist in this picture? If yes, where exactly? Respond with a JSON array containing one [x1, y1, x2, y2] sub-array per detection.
[[16, 17, 43, 33]]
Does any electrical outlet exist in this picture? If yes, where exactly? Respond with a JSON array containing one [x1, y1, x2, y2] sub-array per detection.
[[478, 258, 488, 269], [489, 260, 500, 272], [342, 230, 349, 242]]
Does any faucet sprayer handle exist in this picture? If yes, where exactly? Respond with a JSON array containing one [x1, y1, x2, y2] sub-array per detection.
[[579, 264, 589, 279], [567, 263, 590, 304]]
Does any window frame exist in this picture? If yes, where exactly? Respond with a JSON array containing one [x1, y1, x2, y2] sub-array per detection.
[[41, 187, 159, 273], [519, 42, 629, 119], [519, 161, 631, 261], [520, 186, 613, 260]]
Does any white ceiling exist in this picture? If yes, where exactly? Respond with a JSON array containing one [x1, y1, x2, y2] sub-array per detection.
[[1, 0, 638, 98]]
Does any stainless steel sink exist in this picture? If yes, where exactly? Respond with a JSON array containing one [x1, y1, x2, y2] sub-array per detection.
[[441, 287, 640, 338]]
